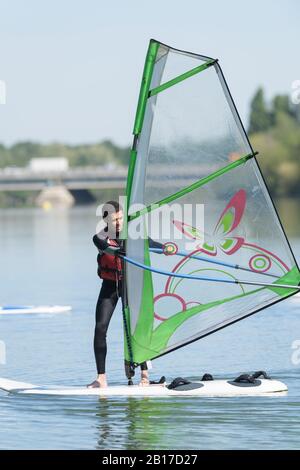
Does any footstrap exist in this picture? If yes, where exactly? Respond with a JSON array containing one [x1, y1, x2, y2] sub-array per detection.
[[150, 376, 166, 385], [233, 373, 256, 384], [251, 370, 271, 380], [201, 373, 214, 381], [234, 370, 271, 383], [167, 377, 191, 390]]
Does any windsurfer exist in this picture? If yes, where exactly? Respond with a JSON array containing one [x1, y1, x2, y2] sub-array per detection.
[[87, 200, 162, 388]]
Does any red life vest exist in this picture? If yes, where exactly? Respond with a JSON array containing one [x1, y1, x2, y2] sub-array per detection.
[[97, 238, 123, 282]]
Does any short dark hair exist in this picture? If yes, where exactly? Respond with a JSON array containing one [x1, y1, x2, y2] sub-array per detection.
[[102, 200, 123, 219]]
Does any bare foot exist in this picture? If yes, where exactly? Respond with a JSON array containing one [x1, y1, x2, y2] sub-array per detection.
[[139, 371, 150, 387], [87, 374, 107, 388]]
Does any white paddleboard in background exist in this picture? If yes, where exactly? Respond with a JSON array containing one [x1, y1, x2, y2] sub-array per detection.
[[0, 377, 288, 397], [0, 305, 72, 315]]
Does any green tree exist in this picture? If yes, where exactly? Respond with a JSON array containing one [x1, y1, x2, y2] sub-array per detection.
[[248, 88, 272, 134], [271, 94, 300, 125]]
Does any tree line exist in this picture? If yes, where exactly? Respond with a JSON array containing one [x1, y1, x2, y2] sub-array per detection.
[[0, 140, 130, 168], [249, 88, 300, 196]]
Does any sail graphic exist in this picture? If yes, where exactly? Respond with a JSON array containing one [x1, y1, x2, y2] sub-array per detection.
[[123, 39, 300, 366]]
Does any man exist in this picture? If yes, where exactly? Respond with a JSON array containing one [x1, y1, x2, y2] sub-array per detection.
[[88, 201, 161, 388]]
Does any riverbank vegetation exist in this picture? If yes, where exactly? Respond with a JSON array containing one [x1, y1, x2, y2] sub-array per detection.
[[0, 140, 130, 169], [249, 88, 300, 196]]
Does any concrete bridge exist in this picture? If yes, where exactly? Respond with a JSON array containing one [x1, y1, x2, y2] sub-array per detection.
[[0, 164, 216, 190], [0, 166, 128, 191], [0, 164, 216, 207]]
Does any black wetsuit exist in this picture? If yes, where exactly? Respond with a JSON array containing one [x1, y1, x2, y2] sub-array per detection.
[[93, 234, 162, 374]]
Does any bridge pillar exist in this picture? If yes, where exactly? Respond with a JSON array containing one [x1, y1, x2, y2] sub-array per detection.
[[35, 185, 75, 209]]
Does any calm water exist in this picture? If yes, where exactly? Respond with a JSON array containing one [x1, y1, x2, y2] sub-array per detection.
[[0, 204, 300, 450]]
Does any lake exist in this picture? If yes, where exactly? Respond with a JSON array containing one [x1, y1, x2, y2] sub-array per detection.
[[0, 202, 300, 450]]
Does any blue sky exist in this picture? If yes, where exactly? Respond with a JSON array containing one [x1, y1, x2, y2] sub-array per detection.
[[0, 0, 299, 147]]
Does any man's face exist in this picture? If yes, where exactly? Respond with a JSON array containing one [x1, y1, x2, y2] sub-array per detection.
[[108, 210, 124, 235]]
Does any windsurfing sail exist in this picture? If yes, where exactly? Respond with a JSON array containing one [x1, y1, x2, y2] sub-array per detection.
[[122, 39, 300, 367]]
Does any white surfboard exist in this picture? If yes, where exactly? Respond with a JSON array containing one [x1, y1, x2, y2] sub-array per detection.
[[0, 305, 72, 315], [0, 377, 288, 397]]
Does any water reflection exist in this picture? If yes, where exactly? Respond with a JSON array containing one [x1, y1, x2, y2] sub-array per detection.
[[94, 396, 199, 450]]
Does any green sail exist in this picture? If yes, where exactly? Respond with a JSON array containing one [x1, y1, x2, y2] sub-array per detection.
[[123, 39, 300, 365]]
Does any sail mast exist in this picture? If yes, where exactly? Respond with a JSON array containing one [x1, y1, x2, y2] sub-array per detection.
[[122, 40, 160, 378]]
